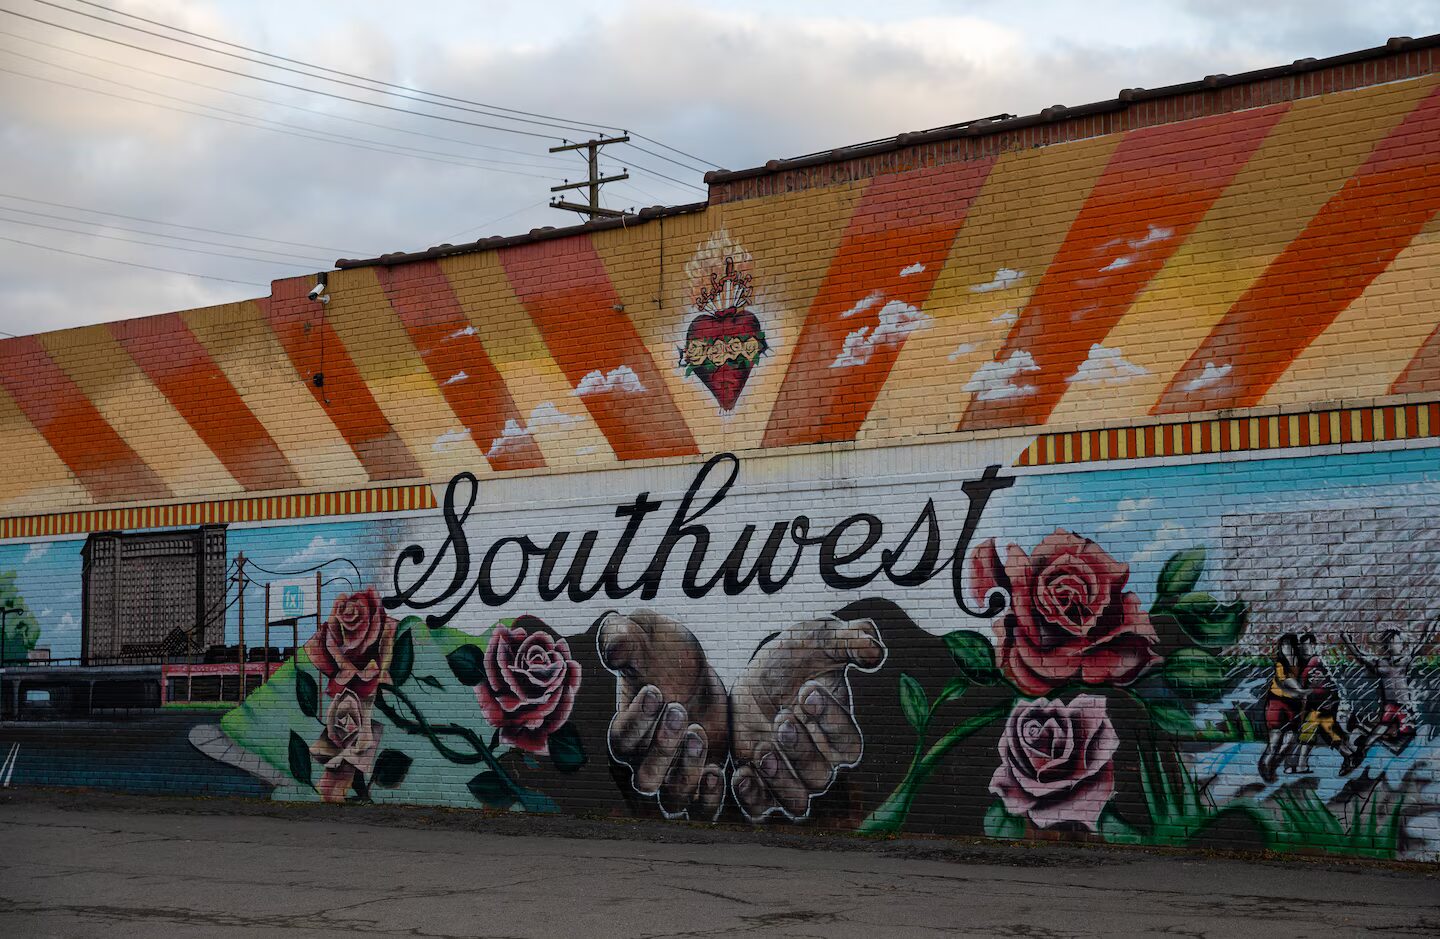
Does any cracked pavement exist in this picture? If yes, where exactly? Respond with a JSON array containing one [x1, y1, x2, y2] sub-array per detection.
[[1, 790, 1437, 937]]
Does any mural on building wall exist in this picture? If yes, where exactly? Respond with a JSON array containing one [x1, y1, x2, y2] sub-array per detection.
[[679, 256, 768, 412], [4, 444, 1436, 859]]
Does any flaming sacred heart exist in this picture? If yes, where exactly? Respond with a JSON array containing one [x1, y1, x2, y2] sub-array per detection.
[[683, 308, 765, 411], [680, 256, 767, 412]]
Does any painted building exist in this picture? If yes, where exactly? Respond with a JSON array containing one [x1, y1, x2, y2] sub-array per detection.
[[2, 36, 1440, 859]]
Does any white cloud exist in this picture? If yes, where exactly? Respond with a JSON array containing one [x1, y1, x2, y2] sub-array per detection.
[[1101, 496, 1156, 531], [964, 350, 1040, 400], [448, 325, 477, 339], [1129, 224, 1173, 248], [23, 543, 49, 563], [1066, 343, 1148, 384], [1100, 255, 1132, 272], [1182, 361, 1233, 393], [573, 365, 645, 397], [433, 427, 473, 451], [971, 267, 1024, 293], [486, 419, 530, 458], [284, 535, 339, 567], [444, 370, 469, 385], [840, 291, 883, 318], [831, 300, 930, 368], [576, 445, 598, 456], [486, 401, 581, 457], [948, 341, 976, 361], [899, 262, 925, 277], [526, 401, 579, 428], [990, 309, 1019, 325]]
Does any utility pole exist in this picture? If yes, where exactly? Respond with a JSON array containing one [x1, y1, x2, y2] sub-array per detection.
[[549, 135, 630, 220]]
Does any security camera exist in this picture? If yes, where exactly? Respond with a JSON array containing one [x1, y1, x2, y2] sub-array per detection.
[[308, 281, 329, 303]]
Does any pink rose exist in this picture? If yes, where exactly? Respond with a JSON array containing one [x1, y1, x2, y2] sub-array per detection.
[[990, 694, 1118, 830], [310, 687, 383, 803], [304, 588, 397, 698], [971, 529, 1160, 696], [475, 617, 581, 755]]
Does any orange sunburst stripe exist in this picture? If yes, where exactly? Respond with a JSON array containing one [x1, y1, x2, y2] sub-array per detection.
[[499, 236, 698, 461], [110, 316, 303, 492], [0, 335, 169, 503], [260, 277, 423, 481], [1158, 84, 1440, 414], [958, 104, 1290, 432], [373, 261, 544, 471], [761, 157, 998, 447], [1392, 321, 1440, 393]]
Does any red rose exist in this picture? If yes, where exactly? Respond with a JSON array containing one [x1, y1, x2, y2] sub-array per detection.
[[971, 529, 1159, 695], [990, 694, 1118, 830], [476, 618, 581, 755], [310, 687, 382, 803], [304, 588, 396, 698]]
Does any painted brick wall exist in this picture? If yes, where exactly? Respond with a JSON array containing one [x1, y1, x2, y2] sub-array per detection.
[[1, 48, 1439, 861]]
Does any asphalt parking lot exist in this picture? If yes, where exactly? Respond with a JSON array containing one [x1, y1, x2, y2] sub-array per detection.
[[2, 789, 1437, 938]]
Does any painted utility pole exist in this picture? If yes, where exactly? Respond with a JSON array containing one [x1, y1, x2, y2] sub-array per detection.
[[549, 135, 630, 220]]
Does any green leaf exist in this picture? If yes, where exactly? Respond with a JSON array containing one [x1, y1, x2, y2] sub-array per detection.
[[371, 749, 413, 788], [287, 730, 313, 787], [943, 630, 1001, 684], [295, 669, 319, 718], [1163, 647, 1232, 699], [467, 771, 515, 808], [1099, 807, 1145, 845], [415, 675, 444, 689], [983, 800, 1026, 839], [933, 675, 969, 710], [1157, 547, 1206, 600], [390, 629, 414, 687], [1147, 701, 1199, 736], [899, 672, 928, 732], [1169, 595, 1246, 648], [547, 723, 586, 773], [446, 643, 487, 687]]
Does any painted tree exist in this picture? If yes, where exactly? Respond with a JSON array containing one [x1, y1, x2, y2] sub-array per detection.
[[0, 570, 40, 662]]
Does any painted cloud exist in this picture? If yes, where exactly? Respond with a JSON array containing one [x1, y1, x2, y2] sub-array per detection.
[[487, 401, 582, 458], [573, 365, 645, 397], [963, 350, 1040, 401], [1182, 362, 1233, 393], [1066, 344, 1148, 384], [433, 427, 473, 451], [831, 300, 930, 368], [971, 267, 1024, 293]]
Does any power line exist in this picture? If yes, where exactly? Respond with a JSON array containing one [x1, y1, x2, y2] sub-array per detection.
[[62, 0, 720, 170], [628, 132, 723, 171], [0, 191, 363, 255], [21, 0, 601, 138], [0, 204, 333, 265], [445, 200, 549, 241], [0, 49, 569, 177], [619, 140, 710, 176], [0, 7, 567, 140], [0, 33, 618, 172], [0, 213, 318, 268], [0, 233, 268, 286], [0, 65, 564, 179]]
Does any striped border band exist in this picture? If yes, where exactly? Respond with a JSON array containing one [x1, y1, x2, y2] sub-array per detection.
[[1017, 402, 1437, 467], [0, 484, 436, 541]]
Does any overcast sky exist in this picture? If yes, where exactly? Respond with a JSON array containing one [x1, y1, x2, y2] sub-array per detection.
[[1, 0, 1436, 337]]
